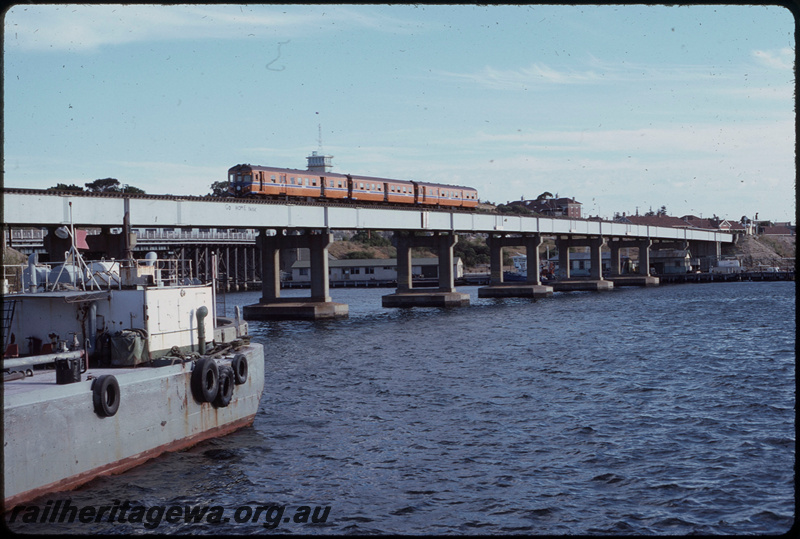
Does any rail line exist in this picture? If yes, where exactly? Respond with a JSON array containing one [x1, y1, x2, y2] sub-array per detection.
[[1, 187, 489, 215]]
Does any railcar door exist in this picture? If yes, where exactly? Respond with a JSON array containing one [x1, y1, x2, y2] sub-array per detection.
[[279, 174, 287, 196]]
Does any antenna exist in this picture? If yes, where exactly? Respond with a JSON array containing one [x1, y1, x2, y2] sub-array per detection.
[[317, 123, 323, 153]]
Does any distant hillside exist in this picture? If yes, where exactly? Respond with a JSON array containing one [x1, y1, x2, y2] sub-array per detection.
[[731, 234, 795, 269]]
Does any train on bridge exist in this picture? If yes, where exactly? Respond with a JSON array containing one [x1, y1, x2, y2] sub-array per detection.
[[227, 163, 480, 209]]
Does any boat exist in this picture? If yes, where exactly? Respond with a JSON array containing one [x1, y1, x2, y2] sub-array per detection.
[[2, 245, 265, 511]]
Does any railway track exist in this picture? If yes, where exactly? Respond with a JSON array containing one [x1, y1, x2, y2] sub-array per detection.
[[1, 187, 493, 215]]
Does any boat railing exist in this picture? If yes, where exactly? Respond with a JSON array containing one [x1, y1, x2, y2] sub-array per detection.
[[4, 256, 206, 294]]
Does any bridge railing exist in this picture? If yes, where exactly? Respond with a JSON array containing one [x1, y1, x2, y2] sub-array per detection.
[[132, 229, 258, 243]]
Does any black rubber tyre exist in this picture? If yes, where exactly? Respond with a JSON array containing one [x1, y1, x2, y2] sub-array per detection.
[[231, 354, 248, 385], [92, 375, 120, 417], [191, 357, 219, 403], [214, 366, 234, 408]]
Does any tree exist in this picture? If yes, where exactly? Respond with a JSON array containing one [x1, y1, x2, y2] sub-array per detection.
[[351, 230, 391, 247], [208, 180, 229, 197], [48, 183, 83, 191], [496, 204, 532, 215], [536, 191, 554, 201], [85, 178, 122, 192], [84, 178, 145, 194], [454, 235, 489, 267]]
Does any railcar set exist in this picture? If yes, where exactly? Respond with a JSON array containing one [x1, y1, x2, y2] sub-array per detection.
[[227, 164, 479, 209]]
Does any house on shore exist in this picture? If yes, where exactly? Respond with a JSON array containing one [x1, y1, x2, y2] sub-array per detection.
[[290, 257, 464, 285]]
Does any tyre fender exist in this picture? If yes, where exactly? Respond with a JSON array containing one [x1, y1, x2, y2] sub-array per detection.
[[214, 366, 234, 408], [191, 357, 219, 403], [231, 354, 248, 385], [92, 375, 120, 417]]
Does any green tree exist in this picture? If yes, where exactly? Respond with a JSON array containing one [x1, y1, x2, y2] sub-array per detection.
[[208, 180, 229, 197], [84, 178, 145, 194], [454, 235, 489, 267], [48, 183, 84, 191], [351, 230, 391, 247], [85, 178, 122, 192], [496, 204, 532, 215]]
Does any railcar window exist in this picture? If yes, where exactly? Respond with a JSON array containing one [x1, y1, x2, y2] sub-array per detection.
[[271, 175, 277, 183]]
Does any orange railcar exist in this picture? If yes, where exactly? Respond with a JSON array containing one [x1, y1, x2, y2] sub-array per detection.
[[228, 164, 479, 208], [416, 182, 479, 208]]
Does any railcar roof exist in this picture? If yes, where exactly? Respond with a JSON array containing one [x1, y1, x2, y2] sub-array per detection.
[[228, 164, 348, 178], [347, 173, 413, 184], [415, 181, 478, 191]]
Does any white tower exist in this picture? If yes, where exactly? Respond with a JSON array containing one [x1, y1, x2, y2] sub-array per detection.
[[307, 123, 333, 172], [306, 151, 333, 173]]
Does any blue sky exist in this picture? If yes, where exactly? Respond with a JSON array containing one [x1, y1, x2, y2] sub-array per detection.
[[3, 4, 795, 223]]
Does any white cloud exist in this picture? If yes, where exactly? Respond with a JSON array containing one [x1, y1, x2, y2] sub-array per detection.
[[437, 56, 735, 91], [471, 121, 794, 160], [3, 4, 396, 52], [753, 48, 794, 70]]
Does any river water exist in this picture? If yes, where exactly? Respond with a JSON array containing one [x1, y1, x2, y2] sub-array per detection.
[[6, 281, 795, 535]]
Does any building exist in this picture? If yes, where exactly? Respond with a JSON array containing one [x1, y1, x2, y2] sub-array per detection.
[[762, 225, 795, 236], [290, 257, 464, 284], [648, 249, 695, 274], [615, 213, 691, 228], [509, 197, 582, 218]]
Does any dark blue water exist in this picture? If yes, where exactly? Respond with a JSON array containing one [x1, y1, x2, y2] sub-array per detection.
[[7, 282, 795, 535]]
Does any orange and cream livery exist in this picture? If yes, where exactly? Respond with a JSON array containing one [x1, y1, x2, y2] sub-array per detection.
[[227, 159, 479, 209]]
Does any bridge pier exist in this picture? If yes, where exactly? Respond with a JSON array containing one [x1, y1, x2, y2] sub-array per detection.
[[243, 229, 348, 320], [478, 233, 553, 298], [604, 238, 659, 287], [552, 236, 614, 291], [382, 232, 470, 308]]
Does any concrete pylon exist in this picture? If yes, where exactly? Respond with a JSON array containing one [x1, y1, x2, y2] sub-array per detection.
[[478, 233, 552, 298], [383, 231, 470, 308], [244, 229, 347, 320]]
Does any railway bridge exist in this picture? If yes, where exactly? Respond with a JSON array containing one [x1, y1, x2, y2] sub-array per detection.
[[2, 189, 735, 319]]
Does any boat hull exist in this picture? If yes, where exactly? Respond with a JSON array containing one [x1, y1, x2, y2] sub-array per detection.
[[3, 343, 264, 510]]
